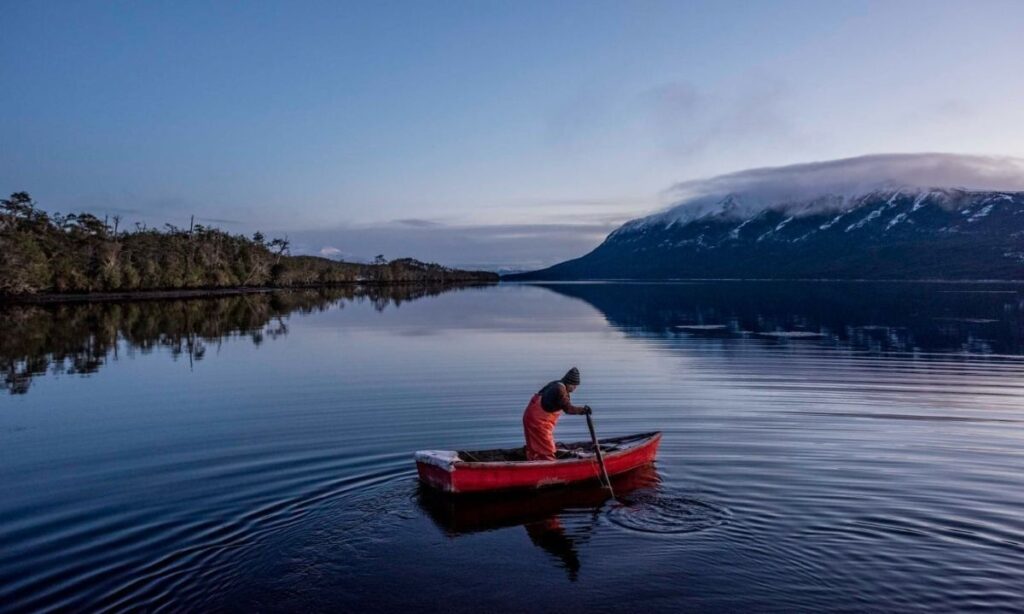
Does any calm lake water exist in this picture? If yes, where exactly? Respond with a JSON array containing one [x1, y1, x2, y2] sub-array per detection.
[[2, 281, 1024, 612]]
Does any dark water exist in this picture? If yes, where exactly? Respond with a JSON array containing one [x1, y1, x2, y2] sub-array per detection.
[[2, 281, 1024, 612]]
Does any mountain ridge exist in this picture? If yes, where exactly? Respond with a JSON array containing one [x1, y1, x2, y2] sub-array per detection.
[[508, 187, 1024, 281]]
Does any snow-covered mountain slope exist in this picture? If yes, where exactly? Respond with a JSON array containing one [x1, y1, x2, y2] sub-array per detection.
[[510, 187, 1024, 280]]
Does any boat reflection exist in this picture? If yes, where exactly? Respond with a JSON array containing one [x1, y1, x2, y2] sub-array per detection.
[[417, 465, 661, 580]]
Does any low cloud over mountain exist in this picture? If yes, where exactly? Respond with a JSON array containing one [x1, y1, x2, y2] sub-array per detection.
[[648, 153, 1024, 225]]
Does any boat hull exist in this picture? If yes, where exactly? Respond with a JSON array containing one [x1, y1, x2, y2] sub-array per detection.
[[415, 432, 661, 494]]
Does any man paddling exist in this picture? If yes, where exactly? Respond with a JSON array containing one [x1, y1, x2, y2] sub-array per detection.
[[523, 367, 591, 461]]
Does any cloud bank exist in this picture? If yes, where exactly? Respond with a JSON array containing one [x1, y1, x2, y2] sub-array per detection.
[[649, 153, 1024, 223]]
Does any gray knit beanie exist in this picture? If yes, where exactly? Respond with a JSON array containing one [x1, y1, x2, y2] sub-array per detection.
[[561, 367, 581, 386]]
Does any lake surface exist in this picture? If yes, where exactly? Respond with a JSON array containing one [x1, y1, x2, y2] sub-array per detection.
[[2, 281, 1024, 612]]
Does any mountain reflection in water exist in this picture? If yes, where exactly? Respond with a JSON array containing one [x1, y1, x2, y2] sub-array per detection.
[[539, 281, 1024, 355]]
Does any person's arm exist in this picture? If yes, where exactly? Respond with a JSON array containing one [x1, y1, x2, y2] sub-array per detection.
[[556, 385, 591, 415]]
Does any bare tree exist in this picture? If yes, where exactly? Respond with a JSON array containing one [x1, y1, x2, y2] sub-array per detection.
[[269, 237, 290, 263]]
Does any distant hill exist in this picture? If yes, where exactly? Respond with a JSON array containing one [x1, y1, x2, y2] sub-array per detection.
[[508, 187, 1024, 280], [0, 192, 497, 297]]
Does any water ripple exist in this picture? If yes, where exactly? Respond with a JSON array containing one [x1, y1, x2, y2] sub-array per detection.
[[2, 282, 1024, 611], [607, 493, 731, 534]]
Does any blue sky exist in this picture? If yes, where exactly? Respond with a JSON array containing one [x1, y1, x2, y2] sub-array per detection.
[[3, 0, 1024, 269]]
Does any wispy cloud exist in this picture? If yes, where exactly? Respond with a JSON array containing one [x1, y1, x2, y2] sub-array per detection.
[[286, 220, 620, 271], [544, 83, 618, 148], [504, 196, 655, 209], [197, 216, 243, 225], [543, 75, 806, 163], [928, 98, 974, 119], [642, 76, 800, 158], [392, 218, 446, 228]]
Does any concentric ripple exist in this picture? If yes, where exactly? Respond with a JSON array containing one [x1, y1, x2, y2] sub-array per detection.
[[607, 492, 731, 534]]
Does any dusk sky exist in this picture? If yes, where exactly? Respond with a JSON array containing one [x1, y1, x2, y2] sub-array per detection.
[[3, 0, 1024, 270]]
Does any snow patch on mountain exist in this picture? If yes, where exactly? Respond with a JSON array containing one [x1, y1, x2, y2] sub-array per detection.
[[819, 211, 847, 230], [775, 216, 794, 231], [846, 207, 885, 232], [885, 212, 908, 230], [911, 192, 932, 212], [729, 217, 755, 239], [968, 204, 995, 222]]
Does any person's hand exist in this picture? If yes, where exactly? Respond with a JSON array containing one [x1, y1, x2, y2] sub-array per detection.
[[583, 405, 592, 415]]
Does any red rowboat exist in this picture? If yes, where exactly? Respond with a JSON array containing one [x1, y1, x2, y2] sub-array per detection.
[[415, 431, 662, 494]]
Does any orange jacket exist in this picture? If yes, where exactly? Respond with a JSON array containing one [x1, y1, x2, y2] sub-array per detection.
[[523, 393, 560, 461]]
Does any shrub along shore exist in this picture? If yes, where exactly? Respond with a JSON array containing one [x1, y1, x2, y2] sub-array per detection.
[[0, 192, 497, 299]]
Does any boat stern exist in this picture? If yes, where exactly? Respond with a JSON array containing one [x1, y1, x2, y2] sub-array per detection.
[[415, 450, 461, 493]]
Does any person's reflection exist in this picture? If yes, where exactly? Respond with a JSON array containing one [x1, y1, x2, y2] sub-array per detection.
[[418, 465, 660, 581], [524, 516, 581, 581]]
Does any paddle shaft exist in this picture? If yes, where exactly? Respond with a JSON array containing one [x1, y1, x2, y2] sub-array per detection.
[[585, 412, 615, 497]]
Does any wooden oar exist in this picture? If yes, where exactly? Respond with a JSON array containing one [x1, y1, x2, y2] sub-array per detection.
[[585, 411, 615, 498]]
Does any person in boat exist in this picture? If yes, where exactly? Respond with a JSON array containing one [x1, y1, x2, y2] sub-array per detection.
[[523, 367, 591, 461]]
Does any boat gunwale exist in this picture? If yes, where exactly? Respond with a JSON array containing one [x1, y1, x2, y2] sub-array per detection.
[[448, 431, 661, 470]]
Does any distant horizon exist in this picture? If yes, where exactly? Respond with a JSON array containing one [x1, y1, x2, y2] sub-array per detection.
[[11, 151, 1024, 272]]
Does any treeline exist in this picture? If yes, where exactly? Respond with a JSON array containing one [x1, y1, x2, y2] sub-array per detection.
[[0, 192, 497, 296]]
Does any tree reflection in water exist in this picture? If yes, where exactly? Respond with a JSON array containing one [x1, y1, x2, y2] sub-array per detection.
[[0, 285, 483, 395], [417, 466, 661, 581]]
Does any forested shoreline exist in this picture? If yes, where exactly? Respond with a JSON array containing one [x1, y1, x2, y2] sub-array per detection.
[[0, 192, 497, 297]]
